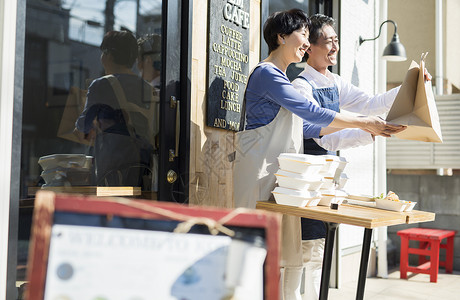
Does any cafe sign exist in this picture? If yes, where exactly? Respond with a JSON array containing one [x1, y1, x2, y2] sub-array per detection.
[[207, 0, 250, 131]]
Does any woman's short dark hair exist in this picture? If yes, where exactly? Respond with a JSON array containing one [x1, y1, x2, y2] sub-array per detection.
[[309, 14, 336, 45], [263, 9, 310, 54], [100, 31, 138, 68]]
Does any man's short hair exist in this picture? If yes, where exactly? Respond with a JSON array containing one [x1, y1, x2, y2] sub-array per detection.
[[309, 14, 336, 45], [137, 34, 161, 62]]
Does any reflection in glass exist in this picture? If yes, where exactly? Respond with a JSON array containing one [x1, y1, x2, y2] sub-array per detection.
[[75, 31, 158, 190], [18, 0, 163, 285], [21, 0, 162, 199]]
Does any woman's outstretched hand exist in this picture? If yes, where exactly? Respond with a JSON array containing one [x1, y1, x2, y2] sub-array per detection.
[[358, 116, 406, 138]]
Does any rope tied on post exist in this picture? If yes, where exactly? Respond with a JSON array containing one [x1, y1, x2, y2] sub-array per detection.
[[109, 197, 252, 237]]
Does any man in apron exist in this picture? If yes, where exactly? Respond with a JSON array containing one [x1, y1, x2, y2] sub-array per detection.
[[291, 14, 401, 300], [234, 10, 406, 300]]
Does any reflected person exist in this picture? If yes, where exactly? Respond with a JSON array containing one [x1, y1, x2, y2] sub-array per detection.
[[137, 34, 162, 91], [76, 31, 156, 189], [137, 33, 162, 190]]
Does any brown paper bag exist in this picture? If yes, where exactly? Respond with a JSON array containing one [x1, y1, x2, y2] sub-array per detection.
[[57, 86, 92, 145], [386, 52, 443, 143]]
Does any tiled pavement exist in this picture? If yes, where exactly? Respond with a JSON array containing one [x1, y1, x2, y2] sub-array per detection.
[[328, 269, 460, 300]]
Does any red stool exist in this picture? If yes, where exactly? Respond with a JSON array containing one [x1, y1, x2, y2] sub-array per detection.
[[397, 228, 456, 283]]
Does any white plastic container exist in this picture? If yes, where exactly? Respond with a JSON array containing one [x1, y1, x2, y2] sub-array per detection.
[[307, 198, 321, 207], [278, 153, 326, 164], [318, 190, 348, 206], [277, 153, 325, 175], [40, 167, 92, 186], [346, 194, 375, 202], [319, 155, 348, 177], [320, 177, 335, 190], [38, 154, 93, 171], [275, 170, 323, 191], [375, 198, 407, 212], [338, 173, 348, 190], [337, 156, 348, 171], [319, 155, 340, 177], [343, 199, 376, 208], [272, 187, 320, 207], [402, 200, 417, 211]]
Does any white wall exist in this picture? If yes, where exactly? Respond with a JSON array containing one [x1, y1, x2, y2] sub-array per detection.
[[387, 0, 436, 84], [0, 0, 7, 294], [339, 0, 378, 250], [387, 0, 460, 92], [337, 0, 385, 283], [445, 0, 460, 90]]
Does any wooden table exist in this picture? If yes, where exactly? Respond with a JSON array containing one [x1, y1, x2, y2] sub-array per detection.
[[256, 201, 435, 300]]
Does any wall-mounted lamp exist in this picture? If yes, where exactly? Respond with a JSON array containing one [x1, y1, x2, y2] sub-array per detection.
[[359, 20, 407, 62]]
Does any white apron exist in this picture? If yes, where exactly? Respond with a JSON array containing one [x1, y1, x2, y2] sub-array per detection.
[[234, 63, 304, 267]]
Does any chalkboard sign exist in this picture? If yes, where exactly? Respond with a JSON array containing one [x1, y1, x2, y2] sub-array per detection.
[[26, 191, 281, 300], [206, 0, 250, 131]]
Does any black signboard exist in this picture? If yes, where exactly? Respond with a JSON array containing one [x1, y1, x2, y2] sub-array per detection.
[[207, 0, 250, 131]]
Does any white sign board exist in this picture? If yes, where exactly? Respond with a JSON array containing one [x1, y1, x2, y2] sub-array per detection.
[[44, 224, 265, 300]]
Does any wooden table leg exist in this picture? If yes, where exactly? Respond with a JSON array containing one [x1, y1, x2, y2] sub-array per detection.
[[356, 228, 373, 300], [319, 222, 339, 300]]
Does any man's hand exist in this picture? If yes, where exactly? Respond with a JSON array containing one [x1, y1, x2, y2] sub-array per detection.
[[424, 68, 432, 81]]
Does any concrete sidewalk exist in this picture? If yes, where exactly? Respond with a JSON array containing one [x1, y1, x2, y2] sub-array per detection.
[[328, 269, 460, 300]]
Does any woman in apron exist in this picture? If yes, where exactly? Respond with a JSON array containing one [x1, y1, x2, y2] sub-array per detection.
[[233, 9, 406, 300]]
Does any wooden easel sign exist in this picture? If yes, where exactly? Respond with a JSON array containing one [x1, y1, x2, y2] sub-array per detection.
[[25, 191, 281, 300]]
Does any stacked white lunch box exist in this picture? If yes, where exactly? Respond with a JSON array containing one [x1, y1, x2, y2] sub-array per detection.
[[272, 153, 348, 207], [317, 155, 348, 206]]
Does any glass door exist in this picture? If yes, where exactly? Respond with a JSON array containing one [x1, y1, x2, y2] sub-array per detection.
[[16, 0, 190, 288]]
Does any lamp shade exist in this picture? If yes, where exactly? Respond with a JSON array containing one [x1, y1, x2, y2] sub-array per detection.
[[359, 20, 407, 62], [382, 33, 407, 61]]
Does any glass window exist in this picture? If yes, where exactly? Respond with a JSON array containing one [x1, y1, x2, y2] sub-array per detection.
[[18, 0, 164, 283], [21, 0, 163, 199]]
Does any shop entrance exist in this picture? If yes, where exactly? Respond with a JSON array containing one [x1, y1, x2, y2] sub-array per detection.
[[14, 0, 191, 291], [19, 0, 190, 204]]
